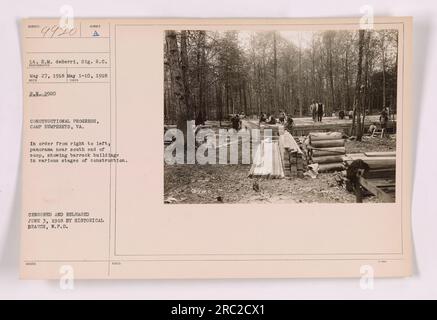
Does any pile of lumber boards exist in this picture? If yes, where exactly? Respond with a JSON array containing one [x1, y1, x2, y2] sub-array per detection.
[[341, 151, 396, 202], [279, 131, 304, 177], [249, 139, 285, 179], [308, 132, 345, 172]]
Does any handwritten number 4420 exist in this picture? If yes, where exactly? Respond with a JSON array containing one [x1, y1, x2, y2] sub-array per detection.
[[41, 25, 77, 38]]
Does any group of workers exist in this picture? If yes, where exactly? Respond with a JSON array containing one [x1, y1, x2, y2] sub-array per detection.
[[259, 110, 294, 133], [228, 103, 391, 137]]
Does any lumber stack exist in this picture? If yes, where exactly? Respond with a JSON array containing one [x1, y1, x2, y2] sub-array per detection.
[[279, 131, 304, 177], [341, 151, 396, 202], [308, 132, 345, 172], [249, 139, 285, 179]]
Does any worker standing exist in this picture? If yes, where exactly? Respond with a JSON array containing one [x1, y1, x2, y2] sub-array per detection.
[[310, 100, 317, 122], [231, 114, 241, 131], [285, 114, 294, 134], [380, 109, 389, 137], [317, 102, 324, 122], [279, 110, 286, 124]]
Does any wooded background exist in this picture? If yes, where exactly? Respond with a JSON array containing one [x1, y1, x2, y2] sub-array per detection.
[[164, 29, 398, 125]]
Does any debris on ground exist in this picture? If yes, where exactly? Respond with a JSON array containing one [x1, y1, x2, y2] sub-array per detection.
[[164, 196, 179, 204], [304, 163, 319, 179]]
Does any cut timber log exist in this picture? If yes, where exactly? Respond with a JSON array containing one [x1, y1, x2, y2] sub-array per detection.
[[311, 155, 345, 164], [367, 178, 396, 188], [309, 132, 343, 142], [364, 158, 396, 170], [311, 147, 346, 157], [310, 139, 345, 148], [364, 151, 396, 157], [363, 168, 396, 179], [344, 157, 396, 170], [318, 162, 345, 172]]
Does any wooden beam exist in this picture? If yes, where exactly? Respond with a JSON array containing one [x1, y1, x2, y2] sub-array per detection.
[[282, 131, 303, 154], [311, 147, 346, 157], [309, 132, 343, 141], [310, 139, 345, 148], [364, 151, 396, 157], [311, 155, 345, 164], [318, 162, 345, 172], [358, 176, 395, 202], [344, 157, 396, 169], [363, 168, 395, 179]]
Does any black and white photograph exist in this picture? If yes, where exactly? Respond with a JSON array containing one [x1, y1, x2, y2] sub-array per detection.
[[2, 0, 436, 300], [164, 28, 399, 204]]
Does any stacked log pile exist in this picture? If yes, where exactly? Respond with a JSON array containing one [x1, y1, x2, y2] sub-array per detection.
[[279, 132, 304, 177], [308, 132, 345, 172]]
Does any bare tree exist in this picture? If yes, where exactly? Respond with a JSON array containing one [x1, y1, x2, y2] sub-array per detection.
[[351, 29, 365, 140], [165, 31, 189, 139]]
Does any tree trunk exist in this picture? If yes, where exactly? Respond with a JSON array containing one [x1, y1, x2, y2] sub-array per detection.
[[362, 30, 372, 131], [298, 42, 303, 117], [345, 47, 351, 110], [165, 31, 188, 140], [197, 31, 207, 120], [351, 29, 365, 140], [381, 32, 387, 110], [180, 30, 193, 120], [327, 34, 335, 113], [273, 32, 278, 111]]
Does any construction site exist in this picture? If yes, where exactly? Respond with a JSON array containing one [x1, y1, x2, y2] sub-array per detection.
[[164, 115, 396, 204], [163, 29, 398, 203]]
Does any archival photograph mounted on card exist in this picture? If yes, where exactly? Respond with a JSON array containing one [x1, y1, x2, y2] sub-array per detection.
[[20, 17, 412, 279], [163, 29, 399, 204]]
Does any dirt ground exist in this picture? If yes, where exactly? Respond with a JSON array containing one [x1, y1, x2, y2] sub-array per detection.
[[345, 135, 396, 153], [164, 134, 396, 204]]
